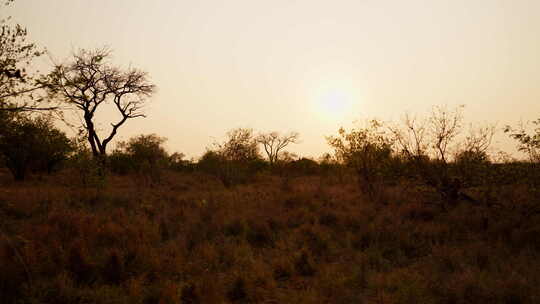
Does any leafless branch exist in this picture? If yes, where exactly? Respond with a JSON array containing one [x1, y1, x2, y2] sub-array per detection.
[[46, 48, 155, 157]]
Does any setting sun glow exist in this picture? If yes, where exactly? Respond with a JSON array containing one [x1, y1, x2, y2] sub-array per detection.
[[321, 91, 352, 115], [313, 89, 355, 121]]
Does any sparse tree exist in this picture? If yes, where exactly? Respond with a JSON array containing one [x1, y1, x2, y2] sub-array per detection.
[[0, 0, 51, 111], [462, 123, 496, 156], [257, 131, 299, 165], [505, 119, 540, 163], [429, 105, 464, 163], [389, 106, 466, 164], [47, 48, 155, 158], [388, 113, 429, 161], [389, 105, 490, 206]]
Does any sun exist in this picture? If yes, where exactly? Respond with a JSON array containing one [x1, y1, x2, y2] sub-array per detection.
[[315, 90, 354, 120]]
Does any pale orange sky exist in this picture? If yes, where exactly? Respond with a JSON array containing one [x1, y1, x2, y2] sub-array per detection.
[[5, 0, 540, 159]]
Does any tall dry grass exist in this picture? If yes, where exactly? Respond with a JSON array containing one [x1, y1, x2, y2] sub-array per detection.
[[0, 168, 538, 303]]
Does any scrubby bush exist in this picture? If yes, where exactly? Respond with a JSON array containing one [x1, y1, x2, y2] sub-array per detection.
[[388, 106, 498, 208], [287, 157, 320, 176], [327, 119, 396, 197], [453, 149, 491, 187], [198, 128, 266, 187], [0, 113, 73, 180], [109, 134, 169, 183], [505, 118, 540, 163], [168, 152, 195, 172], [68, 138, 107, 188]]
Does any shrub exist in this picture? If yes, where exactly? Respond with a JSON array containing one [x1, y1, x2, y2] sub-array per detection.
[[198, 128, 266, 187], [109, 134, 169, 183], [0, 114, 74, 180], [168, 152, 194, 172], [68, 139, 107, 188], [327, 120, 395, 196]]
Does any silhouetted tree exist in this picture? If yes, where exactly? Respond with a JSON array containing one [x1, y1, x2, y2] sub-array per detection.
[[505, 118, 540, 163], [257, 131, 299, 165], [504, 118, 540, 203], [389, 105, 491, 206], [429, 105, 464, 163], [0, 0, 52, 112], [47, 48, 155, 158]]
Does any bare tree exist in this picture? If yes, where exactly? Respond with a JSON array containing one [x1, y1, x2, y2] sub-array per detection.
[[429, 105, 464, 163], [257, 131, 299, 165], [459, 123, 496, 158], [388, 113, 429, 161], [47, 48, 155, 157], [389, 105, 490, 207]]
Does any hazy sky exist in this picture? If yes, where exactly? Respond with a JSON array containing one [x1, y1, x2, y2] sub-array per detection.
[[5, 0, 540, 158]]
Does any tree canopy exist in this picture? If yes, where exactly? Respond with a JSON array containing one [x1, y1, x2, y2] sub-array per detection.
[[47, 48, 155, 157], [0, 0, 49, 111]]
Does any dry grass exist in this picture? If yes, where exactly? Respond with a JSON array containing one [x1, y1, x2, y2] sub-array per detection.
[[0, 168, 539, 303]]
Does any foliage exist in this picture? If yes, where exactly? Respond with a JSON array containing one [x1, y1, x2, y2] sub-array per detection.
[[168, 152, 194, 172], [114, 134, 168, 170], [197, 149, 266, 187], [327, 119, 395, 196], [286, 157, 320, 176], [505, 118, 540, 163], [0, 0, 50, 111], [198, 128, 265, 187], [69, 147, 107, 188], [109, 134, 169, 184], [0, 113, 73, 180], [215, 128, 261, 162]]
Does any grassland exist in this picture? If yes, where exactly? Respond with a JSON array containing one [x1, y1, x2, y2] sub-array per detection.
[[1, 168, 539, 303]]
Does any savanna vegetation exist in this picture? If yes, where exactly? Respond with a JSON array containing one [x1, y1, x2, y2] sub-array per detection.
[[1, 1, 540, 303]]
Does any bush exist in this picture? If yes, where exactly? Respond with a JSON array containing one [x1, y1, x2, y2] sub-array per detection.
[[0, 114, 74, 180], [68, 144, 107, 188], [198, 128, 266, 187], [109, 134, 169, 182], [453, 149, 491, 187], [286, 157, 320, 176], [327, 120, 395, 196], [168, 152, 195, 172], [197, 150, 265, 187]]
